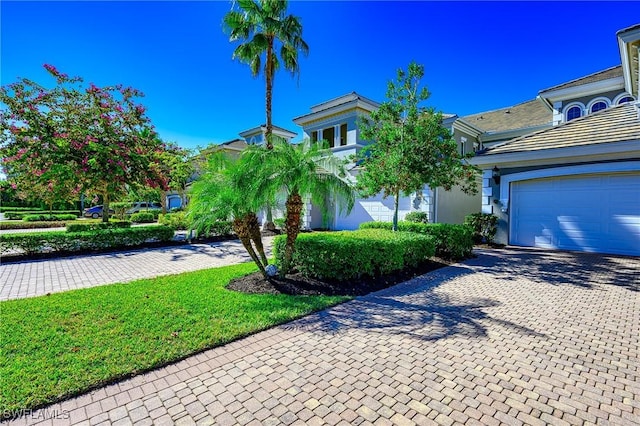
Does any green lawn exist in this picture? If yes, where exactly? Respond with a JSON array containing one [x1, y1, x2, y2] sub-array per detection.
[[0, 263, 350, 413]]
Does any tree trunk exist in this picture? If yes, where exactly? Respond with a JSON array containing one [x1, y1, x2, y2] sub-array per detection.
[[102, 191, 110, 223], [233, 217, 268, 279], [161, 190, 167, 214], [245, 212, 268, 267], [392, 189, 399, 232], [281, 191, 303, 277], [265, 36, 274, 150], [263, 206, 276, 232]]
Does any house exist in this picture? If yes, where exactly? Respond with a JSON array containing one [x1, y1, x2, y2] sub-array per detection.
[[468, 24, 640, 256], [292, 92, 480, 230], [167, 125, 297, 210], [238, 124, 297, 146]]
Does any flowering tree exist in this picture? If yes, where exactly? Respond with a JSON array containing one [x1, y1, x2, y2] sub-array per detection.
[[0, 64, 170, 221]]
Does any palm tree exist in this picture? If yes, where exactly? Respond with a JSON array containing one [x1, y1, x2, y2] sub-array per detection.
[[244, 138, 355, 276], [223, 0, 309, 149], [188, 152, 270, 278]]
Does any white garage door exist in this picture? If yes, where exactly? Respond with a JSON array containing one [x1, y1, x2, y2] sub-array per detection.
[[510, 172, 640, 256]]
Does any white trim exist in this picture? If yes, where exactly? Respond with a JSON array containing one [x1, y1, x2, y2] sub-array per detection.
[[618, 27, 640, 96], [499, 161, 640, 208], [563, 101, 585, 122], [471, 139, 640, 168], [613, 92, 636, 105], [586, 97, 611, 114], [539, 76, 625, 102]]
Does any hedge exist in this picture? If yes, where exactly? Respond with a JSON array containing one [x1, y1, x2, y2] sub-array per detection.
[[192, 221, 234, 238], [359, 221, 473, 260], [0, 221, 71, 230], [273, 229, 435, 281], [22, 214, 77, 222], [5, 210, 81, 220], [0, 226, 175, 256], [0, 207, 44, 213], [129, 212, 155, 223], [66, 221, 131, 233], [158, 212, 188, 230]]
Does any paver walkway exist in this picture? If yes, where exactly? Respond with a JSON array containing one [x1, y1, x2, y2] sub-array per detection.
[[7, 248, 639, 425], [0, 238, 274, 301]]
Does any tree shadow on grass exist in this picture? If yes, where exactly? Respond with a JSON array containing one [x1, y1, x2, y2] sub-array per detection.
[[470, 248, 640, 292], [283, 265, 546, 341]]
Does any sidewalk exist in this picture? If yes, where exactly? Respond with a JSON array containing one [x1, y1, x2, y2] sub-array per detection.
[[0, 238, 273, 301]]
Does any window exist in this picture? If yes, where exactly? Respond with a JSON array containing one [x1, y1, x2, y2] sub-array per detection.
[[618, 96, 634, 104], [311, 131, 319, 143], [566, 106, 582, 121], [323, 126, 335, 148], [340, 124, 347, 146], [590, 101, 607, 113]]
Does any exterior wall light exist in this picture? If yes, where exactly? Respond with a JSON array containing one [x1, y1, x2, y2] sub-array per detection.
[[492, 166, 501, 185]]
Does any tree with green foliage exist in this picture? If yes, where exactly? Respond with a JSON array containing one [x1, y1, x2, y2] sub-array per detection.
[[357, 62, 479, 231], [245, 138, 355, 276], [223, 0, 309, 148], [0, 64, 171, 222]]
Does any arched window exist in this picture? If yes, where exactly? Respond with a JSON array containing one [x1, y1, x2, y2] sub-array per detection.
[[590, 101, 607, 113], [618, 96, 634, 104], [566, 106, 582, 121]]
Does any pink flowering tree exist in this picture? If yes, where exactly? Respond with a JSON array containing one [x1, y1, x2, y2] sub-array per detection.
[[0, 64, 171, 221]]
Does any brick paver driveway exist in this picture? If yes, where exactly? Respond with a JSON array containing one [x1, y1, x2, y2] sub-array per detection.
[[9, 248, 640, 425]]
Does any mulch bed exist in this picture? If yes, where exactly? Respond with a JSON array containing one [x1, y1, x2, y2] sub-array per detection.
[[227, 258, 455, 296]]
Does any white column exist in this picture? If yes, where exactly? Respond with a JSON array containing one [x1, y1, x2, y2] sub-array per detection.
[[301, 196, 312, 230], [481, 169, 493, 214]]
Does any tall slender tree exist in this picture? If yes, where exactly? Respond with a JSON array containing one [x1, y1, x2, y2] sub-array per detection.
[[223, 0, 309, 149]]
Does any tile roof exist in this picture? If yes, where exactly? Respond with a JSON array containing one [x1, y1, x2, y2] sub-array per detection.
[[457, 99, 551, 133], [539, 65, 623, 94], [481, 103, 640, 156]]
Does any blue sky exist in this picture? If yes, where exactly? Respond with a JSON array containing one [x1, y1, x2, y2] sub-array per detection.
[[2, 1, 639, 150]]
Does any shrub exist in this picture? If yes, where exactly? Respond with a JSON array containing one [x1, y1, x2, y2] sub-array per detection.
[[129, 212, 155, 223], [191, 220, 234, 238], [464, 213, 498, 244], [22, 214, 77, 222], [158, 212, 188, 230], [66, 221, 131, 233], [0, 221, 72, 230], [274, 218, 285, 229], [404, 211, 429, 223], [0, 226, 175, 256], [359, 221, 473, 260], [5, 210, 80, 220], [273, 229, 435, 281]]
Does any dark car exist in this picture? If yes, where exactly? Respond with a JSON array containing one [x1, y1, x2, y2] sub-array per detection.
[[83, 205, 115, 219]]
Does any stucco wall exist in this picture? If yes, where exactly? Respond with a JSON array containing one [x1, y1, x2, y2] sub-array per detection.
[[435, 183, 482, 224]]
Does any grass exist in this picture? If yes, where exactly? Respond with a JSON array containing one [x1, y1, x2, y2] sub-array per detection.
[[0, 262, 350, 413]]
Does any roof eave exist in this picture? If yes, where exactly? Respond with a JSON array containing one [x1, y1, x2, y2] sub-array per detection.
[[538, 77, 625, 102], [470, 140, 640, 168]]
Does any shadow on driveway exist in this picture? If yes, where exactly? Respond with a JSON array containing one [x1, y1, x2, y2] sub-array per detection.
[[286, 264, 546, 342], [470, 248, 640, 292]]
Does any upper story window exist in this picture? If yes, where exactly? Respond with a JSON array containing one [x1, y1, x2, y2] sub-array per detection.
[[590, 101, 607, 113], [339, 124, 347, 146], [618, 96, 634, 104], [566, 105, 582, 121]]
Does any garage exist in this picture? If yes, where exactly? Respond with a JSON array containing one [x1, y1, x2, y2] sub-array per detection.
[[510, 172, 640, 256]]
